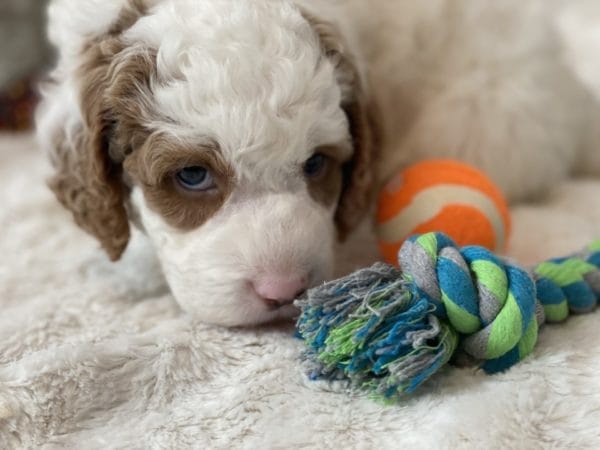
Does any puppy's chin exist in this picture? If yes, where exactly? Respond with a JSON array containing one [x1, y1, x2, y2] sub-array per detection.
[[169, 285, 302, 328], [224, 303, 301, 328]]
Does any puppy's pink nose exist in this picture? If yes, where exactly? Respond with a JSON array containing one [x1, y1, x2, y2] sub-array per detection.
[[253, 275, 308, 308]]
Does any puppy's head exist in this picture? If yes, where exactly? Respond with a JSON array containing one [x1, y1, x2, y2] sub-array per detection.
[[39, 0, 376, 326]]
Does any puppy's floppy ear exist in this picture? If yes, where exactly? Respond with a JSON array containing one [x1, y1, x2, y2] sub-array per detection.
[[45, 34, 155, 261], [48, 116, 129, 261], [301, 10, 379, 239], [335, 73, 378, 239]]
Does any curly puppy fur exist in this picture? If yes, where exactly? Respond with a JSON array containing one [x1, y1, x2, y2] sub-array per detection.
[[38, 0, 600, 326]]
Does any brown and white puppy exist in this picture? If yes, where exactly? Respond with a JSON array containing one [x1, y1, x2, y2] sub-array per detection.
[[38, 0, 376, 326], [38, 0, 600, 326]]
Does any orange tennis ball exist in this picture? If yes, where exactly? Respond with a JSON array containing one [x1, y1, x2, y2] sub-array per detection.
[[376, 160, 511, 265]]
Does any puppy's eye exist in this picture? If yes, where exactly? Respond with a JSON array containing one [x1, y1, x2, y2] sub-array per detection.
[[175, 166, 216, 191], [303, 153, 328, 178]]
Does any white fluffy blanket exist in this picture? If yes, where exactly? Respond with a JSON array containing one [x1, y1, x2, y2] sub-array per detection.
[[2, 132, 600, 449]]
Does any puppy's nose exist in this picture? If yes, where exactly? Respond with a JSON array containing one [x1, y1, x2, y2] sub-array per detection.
[[252, 274, 308, 308]]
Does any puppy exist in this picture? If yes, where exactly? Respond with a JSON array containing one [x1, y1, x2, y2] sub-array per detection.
[[37, 0, 600, 326]]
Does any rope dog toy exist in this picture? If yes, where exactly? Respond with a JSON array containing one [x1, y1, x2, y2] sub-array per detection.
[[295, 232, 600, 401]]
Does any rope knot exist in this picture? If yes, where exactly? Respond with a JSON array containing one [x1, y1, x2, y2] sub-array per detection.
[[399, 233, 541, 372], [296, 232, 600, 399]]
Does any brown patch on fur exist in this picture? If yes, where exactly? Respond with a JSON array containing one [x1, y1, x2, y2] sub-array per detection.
[[47, 2, 154, 260], [107, 0, 148, 36], [300, 9, 380, 239], [306, 145, 348, 208], [123, 134, 235, 230], [48, 126, 131, 261], [336, 94, 380, 238]]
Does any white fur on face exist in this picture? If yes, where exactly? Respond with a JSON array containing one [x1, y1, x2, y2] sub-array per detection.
[[121, 0, 349, 325], [131, 186, 336, 326], [126, 0, 351, 177]]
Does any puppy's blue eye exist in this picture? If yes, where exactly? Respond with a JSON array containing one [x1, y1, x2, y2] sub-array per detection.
[[303, 153, 327, 178], [175, 166, 216, 191]]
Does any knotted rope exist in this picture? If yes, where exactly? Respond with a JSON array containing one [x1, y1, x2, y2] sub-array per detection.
[[295, 232, 600, 400]]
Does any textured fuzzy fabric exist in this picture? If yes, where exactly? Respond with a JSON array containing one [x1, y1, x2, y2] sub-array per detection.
[[1, 133, 600, 449]]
